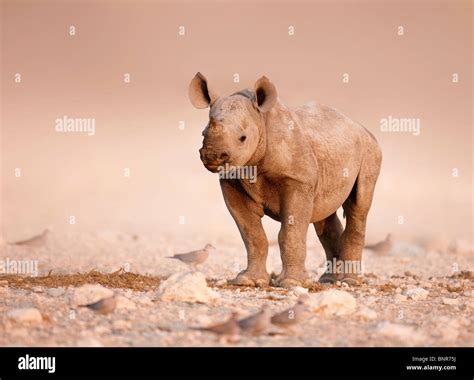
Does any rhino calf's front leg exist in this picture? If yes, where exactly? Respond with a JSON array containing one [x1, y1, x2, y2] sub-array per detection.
[[273, 185, 313, 288], [221, 180, 270, 287]]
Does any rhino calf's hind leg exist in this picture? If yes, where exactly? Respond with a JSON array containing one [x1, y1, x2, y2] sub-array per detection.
[[314, 212, 343, 284], [338, 170, 379, 285]]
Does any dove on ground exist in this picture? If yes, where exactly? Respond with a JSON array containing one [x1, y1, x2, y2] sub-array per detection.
[[238, 305, 272, 336], [79, 295, 117, 315], [270, 295, 309, 332], [167, 243, 215, 269], [364, 234, 393, 254], [194, 312, 240, 336], [11, 229, 50, 247]]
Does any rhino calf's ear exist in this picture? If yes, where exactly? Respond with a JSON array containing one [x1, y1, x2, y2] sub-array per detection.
[[253, 76, 277, 113], [189, 72, 217, 109]]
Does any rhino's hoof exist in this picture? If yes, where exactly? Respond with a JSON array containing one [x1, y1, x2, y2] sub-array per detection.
[[228, 272, 269, 288], [272, 276, 311, 289], [319, 272, 337, 285], [278, 278, 303, 288], [339, 274, 361, 287]]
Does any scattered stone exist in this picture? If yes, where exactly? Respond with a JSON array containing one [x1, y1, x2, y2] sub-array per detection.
[[115, 295, 137, 310], [72, 284, 114, 306], [157, 271, 219, 304], [375, 321, 425, 345], [290, 286, 309, 297], [365, 296, 376, 305], [112, 319, 132, 330], [133, 293, 154, 306], [215, 279, 227, 287], [75, 337, 103, 347], [47, 287, 66, 297], [394, 294, 408, 303], [442, 297, 460, 306], [32, 286, 43, 293], [405, 287, 429, 301], [7, 308, 43, 324], [357, 306, 378, 320], [431, 316, 461, 341], [306, 290, 357, 316], [93, 325, 111, 334], [9, 328, 29, 339]]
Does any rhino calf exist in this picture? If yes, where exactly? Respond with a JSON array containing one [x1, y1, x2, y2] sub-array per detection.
[[189, 73, 382, 288]]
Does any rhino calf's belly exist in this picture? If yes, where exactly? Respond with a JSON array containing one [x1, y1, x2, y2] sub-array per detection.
[[311, 180, 358, 222]]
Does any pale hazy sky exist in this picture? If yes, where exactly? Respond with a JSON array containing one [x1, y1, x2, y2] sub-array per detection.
[[1, 0, 472, 242]]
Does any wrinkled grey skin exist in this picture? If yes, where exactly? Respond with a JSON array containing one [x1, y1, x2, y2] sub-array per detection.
[[189, 72, 382, 288]]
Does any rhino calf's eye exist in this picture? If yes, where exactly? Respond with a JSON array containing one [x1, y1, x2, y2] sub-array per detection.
[[239, 135, 247, 142]]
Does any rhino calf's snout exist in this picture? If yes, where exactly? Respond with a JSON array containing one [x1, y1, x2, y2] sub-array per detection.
[[200, 148, 229, 166]]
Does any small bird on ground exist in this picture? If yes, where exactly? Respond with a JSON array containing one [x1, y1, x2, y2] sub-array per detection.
[[79, 295, 117, 315], [194, 312, 240, 336], [11, 229, 50, 248], [238, 305, 272, 336], [270, 295, 309, 333], [364, 234, 393, 254], [167, 244, 215, 269]]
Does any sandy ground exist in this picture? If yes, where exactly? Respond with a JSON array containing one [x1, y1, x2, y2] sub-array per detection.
[[0, 230, 472, 347]]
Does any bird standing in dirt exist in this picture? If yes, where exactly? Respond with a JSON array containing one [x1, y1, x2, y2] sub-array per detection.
[[11, 228, 50, 248], [238, 305, 272, 336], [167, 243, 215, 269], [270, 295, 309, 333], [79, 295, 117, 315], [365, 234, 393, 254], [194, 312, 240, 336]]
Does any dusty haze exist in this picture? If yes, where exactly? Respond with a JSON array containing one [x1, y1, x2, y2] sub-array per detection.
[[1, 0, 472, 248]]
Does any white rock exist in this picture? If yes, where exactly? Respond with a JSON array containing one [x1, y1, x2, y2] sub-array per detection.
[[72, 284, 114, 306], [306, 290, 357, 316], [290, 286, 309, 297], [115, 295, 137, 310], [357, 306, 378, 320], [405, 287, 429, 301], [157, 271, 219, 304], [32, 286, 43, 293], [7, 308, 43, 324], [442, 297, 460, 306], [215, 279, 227, 287], [133, 293, 154, 306], [394, 294, 408, 303], [375, 321, 425, 345], [47, 287, 66, 297]]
